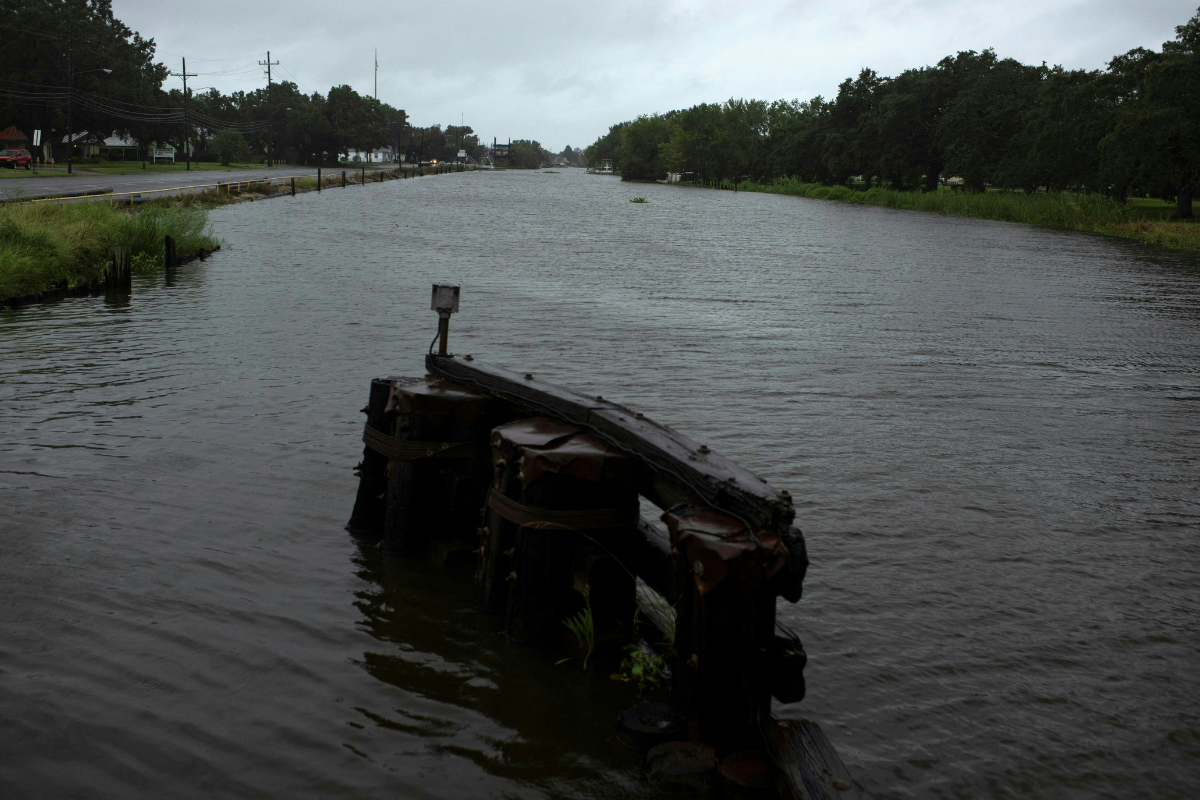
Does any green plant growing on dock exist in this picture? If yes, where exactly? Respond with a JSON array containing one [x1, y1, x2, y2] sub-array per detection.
[[558, 580, 596, 670], [611, 642, 667, 693], [629, 197, 648, 203]]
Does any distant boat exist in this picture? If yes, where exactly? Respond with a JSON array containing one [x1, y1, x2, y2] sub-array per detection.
[[587, 158, 614, 175]]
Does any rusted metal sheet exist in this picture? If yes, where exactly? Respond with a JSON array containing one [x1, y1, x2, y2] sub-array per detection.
[[425, 355, 795, 534], [491, 417, 639, 489], [663, 505, 788, 596], [387, 375, 497, 424]]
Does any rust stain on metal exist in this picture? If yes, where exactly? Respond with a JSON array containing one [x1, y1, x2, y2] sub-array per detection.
[[663, 505, 787, 595]]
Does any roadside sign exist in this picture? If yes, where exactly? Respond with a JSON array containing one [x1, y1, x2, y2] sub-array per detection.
[[457, 149, 467, 159], [32, 130, 41, 146]]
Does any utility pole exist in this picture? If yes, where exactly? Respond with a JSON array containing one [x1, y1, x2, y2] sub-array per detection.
[[374, 50, 378, 101], [258, 51, 279, 167], [66, 21, 73, 175], [170, 58, 198, 170]]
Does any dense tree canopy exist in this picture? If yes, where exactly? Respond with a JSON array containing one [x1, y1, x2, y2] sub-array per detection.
[[587, 7, 1200, 218], [0, 0, 456, 165]]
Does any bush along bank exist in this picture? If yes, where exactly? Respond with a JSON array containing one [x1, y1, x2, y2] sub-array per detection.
[[683, 178, 1200, 252], [2, 165, 471, 308], [0, 203, 218, 307]]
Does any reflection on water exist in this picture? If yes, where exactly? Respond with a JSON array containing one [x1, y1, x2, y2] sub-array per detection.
[[2, 169, 1199, 798]]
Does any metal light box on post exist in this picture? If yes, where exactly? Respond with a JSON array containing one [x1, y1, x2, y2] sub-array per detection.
[[431, 283, 460, 356]]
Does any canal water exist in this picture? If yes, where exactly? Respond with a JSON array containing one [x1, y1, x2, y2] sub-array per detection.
[[2, 169, 1198, 799]]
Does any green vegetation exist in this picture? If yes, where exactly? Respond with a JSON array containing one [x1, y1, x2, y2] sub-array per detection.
[[707, 179, 1200, 250], [503, 140, 553, 169], [586, 7, 1200, 234], [610, 643, 667, 693], [211, 131, 253, 166], [2, 2, 460, 168], [630, 197, 648, 203], [558, 583, 596, 670], [0, 203, 217, 301]]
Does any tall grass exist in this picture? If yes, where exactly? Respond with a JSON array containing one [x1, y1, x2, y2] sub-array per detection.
[[0, 203, 217, 301], [700, 178, 1200, 251]]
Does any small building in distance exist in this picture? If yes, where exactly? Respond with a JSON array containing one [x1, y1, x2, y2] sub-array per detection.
[[0, 125, 29, 149], [100, 133, 141, 161]]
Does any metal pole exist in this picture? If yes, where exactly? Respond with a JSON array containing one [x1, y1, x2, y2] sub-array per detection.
[[438, 316, 449, 356], [180, 58, 197, 171], [67, 22, 73, 175], [258, 52, 279, 167]]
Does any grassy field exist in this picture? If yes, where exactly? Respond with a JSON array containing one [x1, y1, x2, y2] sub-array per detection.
[[690, 178, 1200, 252], [0, 203, 218, 302]]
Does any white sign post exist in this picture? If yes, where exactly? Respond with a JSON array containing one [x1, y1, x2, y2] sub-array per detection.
[[32, 130, 42, 146]]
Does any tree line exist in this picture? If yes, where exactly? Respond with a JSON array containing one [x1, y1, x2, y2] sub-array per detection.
[[0, 0, 482, 165], [585, 7, 1200, 218]]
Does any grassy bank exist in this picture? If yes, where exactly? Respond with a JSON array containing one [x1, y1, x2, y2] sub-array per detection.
[[692, 178, 1200, 252], [0, 203, 217, 302], [2, 164, 472, 304]]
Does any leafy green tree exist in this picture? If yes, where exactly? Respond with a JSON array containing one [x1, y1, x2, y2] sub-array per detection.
[[508, 139, 549, 169], [0, 0, 168, 157], [620, 114, 672, 180], [1101, 9, 1200, 216], [584, 122, 627, 172], [210, 130, 249, 165], [938, 52, 1046, 191]]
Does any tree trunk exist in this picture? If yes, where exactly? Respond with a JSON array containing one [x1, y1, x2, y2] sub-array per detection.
[[1175, 182, 1194, 220]]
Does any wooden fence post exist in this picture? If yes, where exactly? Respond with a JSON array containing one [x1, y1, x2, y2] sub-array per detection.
[[107, 246, 131, 290], [291, 177, 295, 196], [317, 165, 321, 192], [342, 170, 346, 188]]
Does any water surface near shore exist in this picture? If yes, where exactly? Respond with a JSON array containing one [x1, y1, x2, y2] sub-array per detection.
[[2, 168, 1199, 798]]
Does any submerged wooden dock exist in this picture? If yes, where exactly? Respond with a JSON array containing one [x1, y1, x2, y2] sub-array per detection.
[[347, 285, 862, 798]]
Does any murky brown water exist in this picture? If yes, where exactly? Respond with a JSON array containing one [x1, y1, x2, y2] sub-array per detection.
[[3, 169, 1199, 798]]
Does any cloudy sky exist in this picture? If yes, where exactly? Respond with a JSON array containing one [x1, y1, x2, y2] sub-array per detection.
[[115, 0, 1196, 152]]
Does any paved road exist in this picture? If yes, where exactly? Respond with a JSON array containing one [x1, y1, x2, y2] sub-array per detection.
[[0, 165, 402, 201]]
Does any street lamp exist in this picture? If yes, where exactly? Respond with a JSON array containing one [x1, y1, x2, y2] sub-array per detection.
[[67, 67, 111, 175]]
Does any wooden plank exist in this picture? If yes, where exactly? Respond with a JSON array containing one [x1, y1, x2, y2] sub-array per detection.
[[425, 355, 794, 534], [764, 718, 863, 800]]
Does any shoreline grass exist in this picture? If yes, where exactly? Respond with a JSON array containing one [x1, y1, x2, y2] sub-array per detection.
[[687, 178, 1200, 252], [0, 203, 218, 302], [2, 164, 475, 305]]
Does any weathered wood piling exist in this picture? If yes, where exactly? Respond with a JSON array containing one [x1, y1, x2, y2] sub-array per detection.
[[346, 285, 858, 798], [107, 246, 131, 290]]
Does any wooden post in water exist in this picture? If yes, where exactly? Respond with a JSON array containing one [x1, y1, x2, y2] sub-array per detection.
[[317, 165, 321, 192], [381, 378, 507, 558], [164, 235, 176, 269], [107, 246, 131, 290], [291, 177, 295, 196], [484, 418, 640, 646], [347, 378, 396, 538], [342, 170, 346, 188], [665, 504, 784, 756]]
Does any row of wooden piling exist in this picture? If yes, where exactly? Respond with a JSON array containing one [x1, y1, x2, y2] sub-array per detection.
[[346, 359, 857, 797]]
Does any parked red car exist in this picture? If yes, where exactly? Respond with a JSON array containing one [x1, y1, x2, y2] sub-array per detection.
[[0, 148, 32, 169]]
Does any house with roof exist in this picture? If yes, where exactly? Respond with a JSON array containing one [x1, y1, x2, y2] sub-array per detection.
[[99, 133, 140, 161], [0, 125, 29, 149], [54, 130, 101, 161]]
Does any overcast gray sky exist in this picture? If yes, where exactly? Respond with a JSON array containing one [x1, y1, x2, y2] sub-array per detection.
[[115, 0, 1196, 152]]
